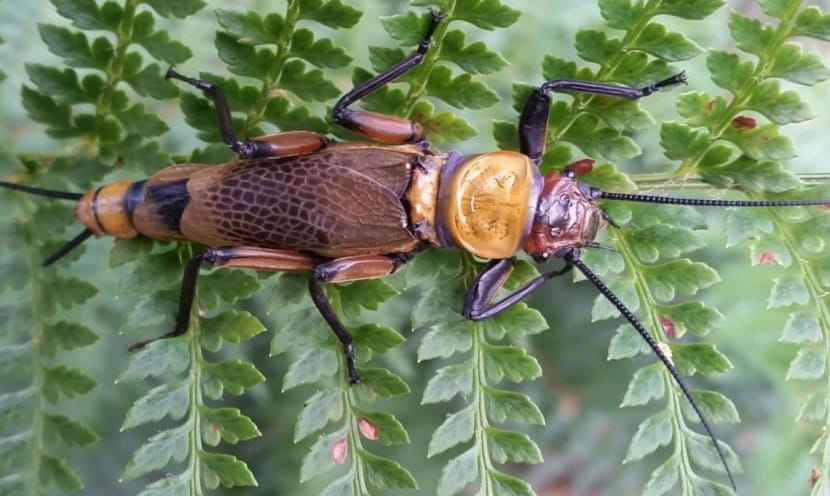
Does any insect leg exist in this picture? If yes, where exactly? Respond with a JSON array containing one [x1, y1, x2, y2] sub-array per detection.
[[462, 258, 573, 320], [310, 251, 422, 383], [467, 249, 737, 488], [166, 68, 327, 159], [331, 8, 444, 144], [519, 73, 687, 165], [127, 246, 314, 351]]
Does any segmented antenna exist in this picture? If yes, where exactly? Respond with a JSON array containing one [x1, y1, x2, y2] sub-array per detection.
[[0, 180, 83, 201], [600, 191, 830, 208], [0, 180, 93, 266], [42, 229, 94, 267], [564, 251, 737, 491]]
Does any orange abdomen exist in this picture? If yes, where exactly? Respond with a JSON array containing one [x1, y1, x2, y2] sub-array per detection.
[[76, 181, 140, 238]]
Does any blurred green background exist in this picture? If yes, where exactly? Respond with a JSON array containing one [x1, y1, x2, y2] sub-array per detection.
[[1, 0, 829, 494]]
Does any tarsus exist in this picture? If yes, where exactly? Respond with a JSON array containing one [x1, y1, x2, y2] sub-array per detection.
[[0, 180, 92, 266]]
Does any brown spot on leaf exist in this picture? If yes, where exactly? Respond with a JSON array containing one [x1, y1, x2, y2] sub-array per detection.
[[707, 100, 716, 112], [331, 437, 348, 464], [557, 390, 581, 418], [358, 417, 378, 440], [811, 467, 821, 486], [660, 316, 677, 339], [756, 251, 778, 266], [568, 158, 595, 176], [731, 116, 756, 129]]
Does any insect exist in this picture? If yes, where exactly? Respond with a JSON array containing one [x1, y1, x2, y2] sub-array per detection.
[[2, 9, 828, 490]]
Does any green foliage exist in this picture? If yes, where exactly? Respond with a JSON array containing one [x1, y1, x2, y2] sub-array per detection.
[[676, 3, 830, 494], [270, 278, 417, 494], [491, 0, 828, 494], [2, 0, 830, 495], [0, 34, 5, 84], [496, 0, 830, 494], [409, 255, 548, 496], [358, 0, 517, 144], [22, 0, 197, 170], [1, 156, 100, 492]]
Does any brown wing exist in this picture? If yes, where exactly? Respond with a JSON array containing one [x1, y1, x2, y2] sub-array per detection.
[[180, 145, 421, 257]]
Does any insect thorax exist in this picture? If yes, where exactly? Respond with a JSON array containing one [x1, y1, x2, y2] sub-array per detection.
[[410, 151, 543, 259]]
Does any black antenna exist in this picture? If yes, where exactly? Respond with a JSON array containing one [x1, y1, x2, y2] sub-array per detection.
[[42, 229, 94, 267], [601, 191, 830, 208], [0, 180, 84, 201], [584, 242, 618, 253], [564, 251, 737, 491], [0, 180, 93, 266]]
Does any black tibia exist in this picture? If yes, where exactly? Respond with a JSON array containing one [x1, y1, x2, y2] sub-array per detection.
[[127, 247, 234, 352], [563, 249, 737, 491], [462, 258, 573, 321], [310, 249, 422, 384], [519, 72, 687, 165], [166, 68, 288, 159], [331, 8, 444, 144], [308, 276, 361, 384]]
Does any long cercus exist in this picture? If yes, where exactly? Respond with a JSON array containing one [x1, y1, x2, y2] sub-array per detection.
[[4, 9, 830, 490]]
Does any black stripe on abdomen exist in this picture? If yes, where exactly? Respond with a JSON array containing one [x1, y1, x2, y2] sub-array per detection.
[[146, 179, 191, 232]]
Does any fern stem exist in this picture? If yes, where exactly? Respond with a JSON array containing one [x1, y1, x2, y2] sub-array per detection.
[[472, 320, 493, 494], [758, 203, 830, 495], [593, 0, 659, 79], [459, 253, 495, 494], [674, 0, 804, 177], [331, 289, 369, 495], [345, 385, 369, 495], [23, 218, 45, 494], [183, 244, 204, 496], [94, 0, 138, 151], [633, 173, 830, 191], [540, 0, 660, 151], [610, 227, 697, 494], [240, 0, 302, 135], [400, 0, 456, 117]]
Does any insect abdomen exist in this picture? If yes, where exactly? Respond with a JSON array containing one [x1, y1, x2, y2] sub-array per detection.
[[72, 163, 209, 241], [76, 181, 142, 239], [129, 164, 210, 241]]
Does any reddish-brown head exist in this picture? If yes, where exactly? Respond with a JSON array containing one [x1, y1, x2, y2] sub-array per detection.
[[523, 170, 606, 262]]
